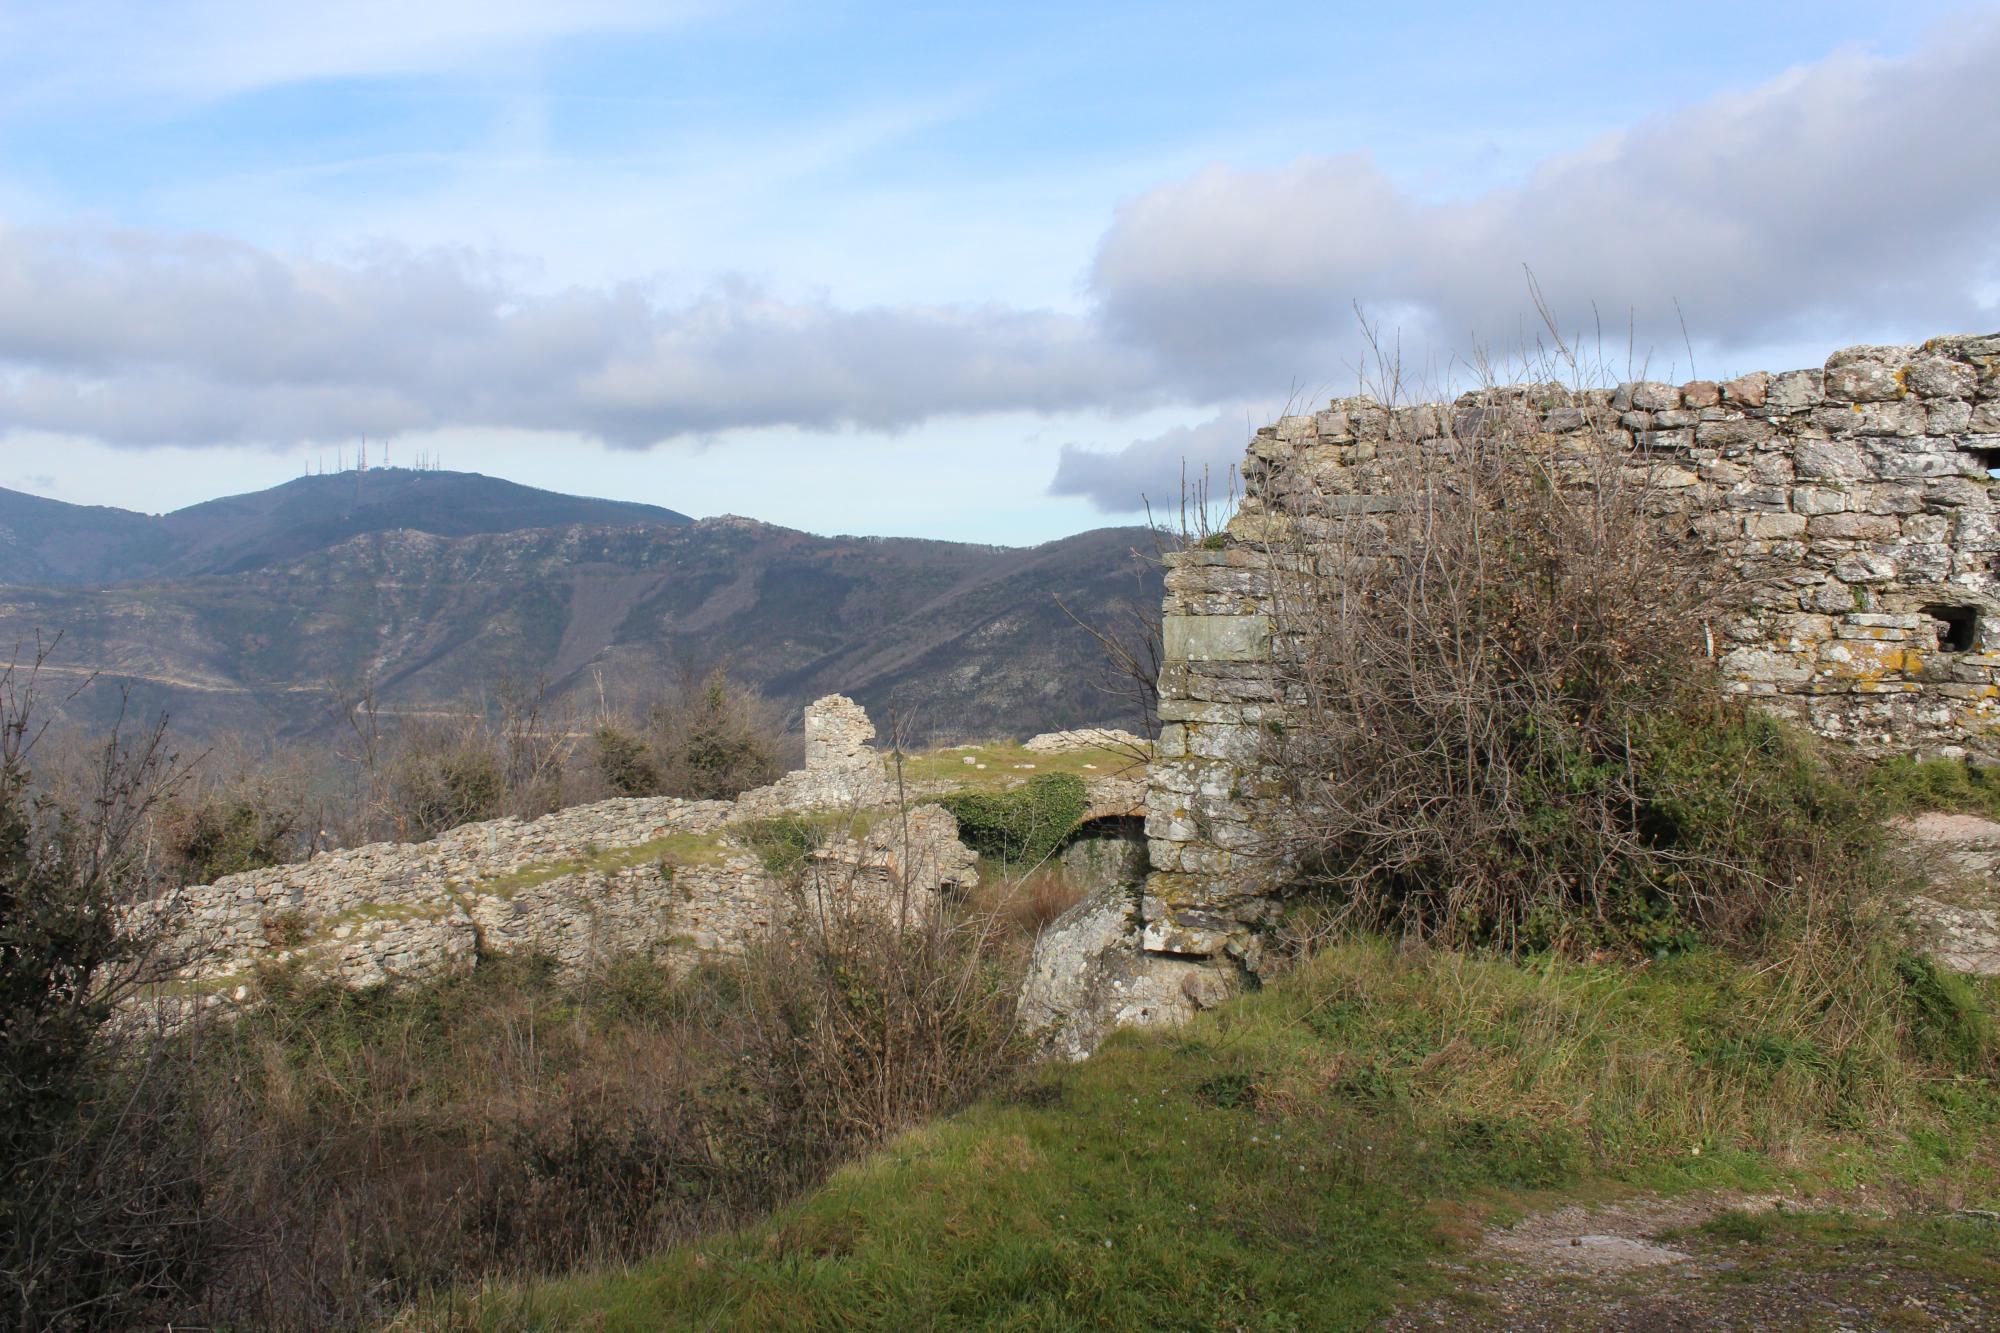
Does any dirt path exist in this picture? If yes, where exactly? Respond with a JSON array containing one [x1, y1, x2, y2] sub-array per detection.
[[1380, 1193, 2000, 1331]]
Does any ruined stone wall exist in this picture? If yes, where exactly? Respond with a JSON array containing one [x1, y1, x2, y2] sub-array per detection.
[[137, 697, 1142, 1017], [138, 696, 963, 1011], [1143, 333, 2000, 969]]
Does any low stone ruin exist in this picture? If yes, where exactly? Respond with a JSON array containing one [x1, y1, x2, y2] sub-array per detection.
[[136, 696, 975, 1009]]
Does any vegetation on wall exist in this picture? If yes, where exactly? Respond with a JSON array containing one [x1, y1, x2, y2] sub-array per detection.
[[937, 772, 1088, 868]]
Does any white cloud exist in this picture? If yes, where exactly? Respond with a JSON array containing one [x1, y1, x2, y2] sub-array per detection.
[[2, 15, 1997, 464], [1088, 15, 2000, 392]]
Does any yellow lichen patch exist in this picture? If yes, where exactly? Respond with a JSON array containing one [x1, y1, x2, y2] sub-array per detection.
[[1818, 640, 1909, 679]]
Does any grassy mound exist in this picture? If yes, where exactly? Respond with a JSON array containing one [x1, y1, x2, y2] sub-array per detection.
[[440, 936, 1999, 1331]]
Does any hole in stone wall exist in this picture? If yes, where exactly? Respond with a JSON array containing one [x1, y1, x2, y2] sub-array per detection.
[[1969, 446, 2000, 477], [1923, 604, 1980, 653]]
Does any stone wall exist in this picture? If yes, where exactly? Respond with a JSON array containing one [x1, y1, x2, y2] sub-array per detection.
[[1142, 333, 2000, 970], [137, 697, 1145, 1018], [138, 696, 965, 1009]]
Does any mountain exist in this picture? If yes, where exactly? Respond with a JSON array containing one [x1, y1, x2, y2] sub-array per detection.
[[0, 474, 1160, 745], [0, 469, 692, 585]]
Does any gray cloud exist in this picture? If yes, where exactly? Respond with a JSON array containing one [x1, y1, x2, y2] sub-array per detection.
[[1089, 16, 2000, 393], [1049, 410, 1256, 514], [0, 227, 1158, 448]]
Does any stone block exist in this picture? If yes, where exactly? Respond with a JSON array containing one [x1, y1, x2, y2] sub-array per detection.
[[1794, 439, 1872, 480], [1792, 486, 1850, 515], [1697, 418, 1775, 450], [1162, 613, 1272, 663], [1723, 371, 1770, 407], [1807, 512, 1900, 541], [1833, 552, 1897, 583], [1908, 356, 1977, 399], [1724, 483, 1790, 512], [1719, 647, 1813, 685], [1875, 451, 1964, 480], [1629, 381, 1680, 411], [1766, 370, 1823, 411], [1744, 513, 1807, 539], [1825, 360, 1907, 404], [1855, 482, 1923, 514], [1929, 400, 1975, 433]]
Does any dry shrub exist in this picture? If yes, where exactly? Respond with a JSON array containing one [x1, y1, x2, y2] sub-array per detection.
[[0, 654, 214, 1332], [973, 863, 1086, 938], [579, 667, 784, 803], [735, 871, 1023, 1186], [28, 838, 1026, 1330], [1262, 381, 1885, 955]]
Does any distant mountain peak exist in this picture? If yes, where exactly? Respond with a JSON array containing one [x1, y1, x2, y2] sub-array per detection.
[[0, 470, 692, 587]]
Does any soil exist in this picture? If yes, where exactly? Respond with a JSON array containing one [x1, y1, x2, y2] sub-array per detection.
[[1380, 1193, 2000, 1331]]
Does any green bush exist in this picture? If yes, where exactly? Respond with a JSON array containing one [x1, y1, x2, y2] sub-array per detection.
[[387, 737, 505, 838], [735, 815, 828, 878], [592, 723, 663, 797], [650, 671, 782, 801], [156, 792, 297, 885], [938, 772, 1087, 867]]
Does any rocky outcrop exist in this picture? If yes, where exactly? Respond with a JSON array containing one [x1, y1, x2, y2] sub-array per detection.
[[1024, 728, 1146, 754], [1017, 886, 1235, 1061], [1896, 812, 2000, 976]]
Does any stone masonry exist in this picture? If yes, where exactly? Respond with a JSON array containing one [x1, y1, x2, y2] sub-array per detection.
[[137, 696, 963, 1010], [1142, 333, 2000, 970]]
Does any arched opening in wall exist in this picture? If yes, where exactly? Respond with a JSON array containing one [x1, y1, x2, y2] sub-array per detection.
[[1923, 604, 1980, 653], [1059, 815, 1149, 892]]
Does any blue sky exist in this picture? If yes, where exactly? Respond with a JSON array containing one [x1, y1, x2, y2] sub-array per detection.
[[0, 0, 1994, 542]]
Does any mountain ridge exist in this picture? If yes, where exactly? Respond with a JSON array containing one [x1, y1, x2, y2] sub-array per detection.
[[0, 474, 1160, 745], [0, 468, 694, 587]]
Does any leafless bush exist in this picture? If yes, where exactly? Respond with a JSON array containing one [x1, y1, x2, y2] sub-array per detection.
[[1255, 323, 1879, 954], [739, 833, 1023, 1167], [0, 647, 220, 1331]]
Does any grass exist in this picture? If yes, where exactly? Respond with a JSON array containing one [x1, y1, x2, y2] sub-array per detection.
[[892, 740, 1148, 795], [429, 936, 2000, 1331], [475, 831, 731, 896], [727, 811, 878, 877], [1868, 754, 2000, 821]]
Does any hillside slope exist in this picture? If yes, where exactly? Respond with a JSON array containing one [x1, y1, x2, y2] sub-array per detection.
[[0, 516, 1161, 743], [451, 939, 2000, 1331]]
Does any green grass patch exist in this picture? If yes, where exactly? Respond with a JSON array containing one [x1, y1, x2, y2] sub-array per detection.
[[438, 937, 2000, 1331], [1868, 754, 2000, 821], [726, 811, 880, 878]]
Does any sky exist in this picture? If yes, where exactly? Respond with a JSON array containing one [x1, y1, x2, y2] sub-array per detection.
[[0, 1, 1996, 544]]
